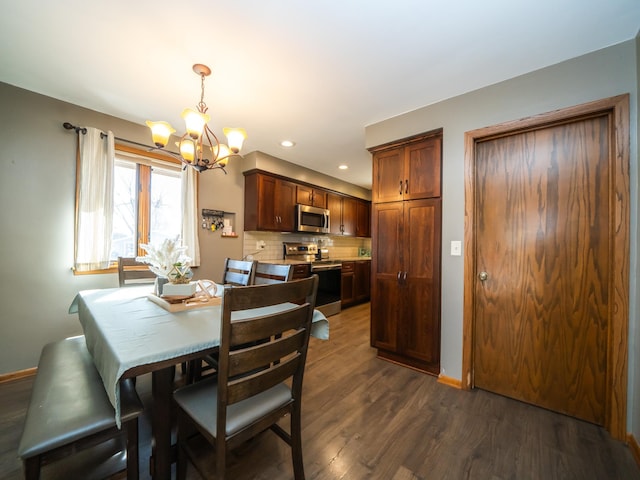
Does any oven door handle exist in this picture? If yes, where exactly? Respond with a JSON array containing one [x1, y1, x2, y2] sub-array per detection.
[[311, 265, 342, 272]]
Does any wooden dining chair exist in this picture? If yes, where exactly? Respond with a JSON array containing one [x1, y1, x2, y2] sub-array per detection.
[[174, 275, 319, 480], [220, 258, 257, 286], [252, 262, 293, 285], [186, 258, 258, 383], [117, 257, 156, 287]]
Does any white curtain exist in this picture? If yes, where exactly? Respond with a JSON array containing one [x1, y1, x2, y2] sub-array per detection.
[[181, 166, 201, 266], [74, 128, 114, 271]]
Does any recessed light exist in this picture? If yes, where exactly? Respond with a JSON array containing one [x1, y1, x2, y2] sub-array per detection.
[[338, 164, 348, 170], [280, 140, 295, 148]]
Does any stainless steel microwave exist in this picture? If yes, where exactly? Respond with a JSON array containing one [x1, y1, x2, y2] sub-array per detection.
[[296, 204, 330, 234]]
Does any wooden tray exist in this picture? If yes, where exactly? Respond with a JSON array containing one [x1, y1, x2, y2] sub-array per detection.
[[147, 293, 221, 312]]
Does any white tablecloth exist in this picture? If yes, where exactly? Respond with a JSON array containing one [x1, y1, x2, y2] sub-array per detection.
[[69, 286, 329, 425]]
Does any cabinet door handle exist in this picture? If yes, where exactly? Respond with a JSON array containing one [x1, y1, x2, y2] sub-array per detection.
[[397, 271, 402, 282], [405, 179, 408, 194], [399, 180, 403, 195], [403, 271, 407, 281]]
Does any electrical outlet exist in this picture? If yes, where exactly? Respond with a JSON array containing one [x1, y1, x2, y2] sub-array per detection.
[[256, 240, 266, 250]]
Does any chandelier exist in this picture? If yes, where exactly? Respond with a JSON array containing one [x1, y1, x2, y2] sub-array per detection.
[[146, 64, 247, 173]]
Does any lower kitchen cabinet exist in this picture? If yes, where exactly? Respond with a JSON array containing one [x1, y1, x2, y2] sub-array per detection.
[[341, 261, 355, 306], [291, 263, 311, 279], [370, 198, 441, 375], [341, 260, 371, 308]]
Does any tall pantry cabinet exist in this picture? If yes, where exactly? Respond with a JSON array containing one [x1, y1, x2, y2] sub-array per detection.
[[369, 132, 442, 375]]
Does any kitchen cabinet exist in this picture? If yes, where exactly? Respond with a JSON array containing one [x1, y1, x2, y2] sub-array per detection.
[[244, 170, 368, 236], [372, 135, 441, 203], [291, 263, 311, 280], [354, 260, 371, 303], [328, 193, 357, 236], [341, 261, 355, 306], [370, 198, 441, 374], [342, 259, 371, 307], [244, 172, 297, 232], [356, 199, 371, 238], [369, 131, 442, 375], [296, 185, 327, 209]]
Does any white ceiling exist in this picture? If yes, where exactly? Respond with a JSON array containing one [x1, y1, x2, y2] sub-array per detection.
[[1, 1, 639, 189]]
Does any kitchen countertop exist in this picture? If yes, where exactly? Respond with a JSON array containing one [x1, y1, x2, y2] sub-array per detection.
[[258, 257, 371, 265]]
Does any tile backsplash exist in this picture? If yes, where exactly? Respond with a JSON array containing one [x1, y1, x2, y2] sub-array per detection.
[[243, 232, 371, 261]]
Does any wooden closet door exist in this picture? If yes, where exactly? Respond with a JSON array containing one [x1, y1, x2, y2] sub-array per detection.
[[402, 198, 441, 372], [370, 201, 403, 351], [473, 115, 611, 425]]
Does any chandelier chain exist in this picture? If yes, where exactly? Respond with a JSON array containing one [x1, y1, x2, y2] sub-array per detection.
[[198, 73, 207, 111]]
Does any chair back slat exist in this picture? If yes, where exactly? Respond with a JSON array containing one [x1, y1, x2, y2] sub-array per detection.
[[118, 257, 156, 287], [230, 306, 308, 346], [229, 327, 306, 378], [225, 277, 316, 311], [227, 355, 301, 405], [222, 258, 257, 286], [253, 263, 293, 285]]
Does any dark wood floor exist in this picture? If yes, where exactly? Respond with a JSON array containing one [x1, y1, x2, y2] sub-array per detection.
[[2, 302, 639, 479]]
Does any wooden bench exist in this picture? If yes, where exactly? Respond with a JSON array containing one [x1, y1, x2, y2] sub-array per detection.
[[17, 336, 144, 480]]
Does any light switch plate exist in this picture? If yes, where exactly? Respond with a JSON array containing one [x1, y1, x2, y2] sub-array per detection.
[[451, 240, 462, 256]]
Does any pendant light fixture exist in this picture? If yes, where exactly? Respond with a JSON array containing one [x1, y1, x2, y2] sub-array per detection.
[[146, 64, 247, 173]]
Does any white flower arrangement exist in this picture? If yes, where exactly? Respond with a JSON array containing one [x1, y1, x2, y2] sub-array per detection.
[[136, 237, 193, 284]]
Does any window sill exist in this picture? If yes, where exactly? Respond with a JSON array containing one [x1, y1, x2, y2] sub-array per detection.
[[72, 264, 118, 276]]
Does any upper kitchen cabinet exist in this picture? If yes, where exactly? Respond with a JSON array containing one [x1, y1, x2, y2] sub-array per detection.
[[296, 184, 328, 209], [244, 169, 371, 237], [327, 193, 357, 236], [244, 171, 297, 232], [356, 199, 371, 238], [371, 134, 442, 203]]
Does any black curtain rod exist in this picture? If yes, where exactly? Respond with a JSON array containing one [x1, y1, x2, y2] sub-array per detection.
[[63, 122, 160, 151], [63, 122, 86, 134]]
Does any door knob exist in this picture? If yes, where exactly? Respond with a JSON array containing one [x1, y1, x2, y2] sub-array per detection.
[[478, 271, 488, 281]]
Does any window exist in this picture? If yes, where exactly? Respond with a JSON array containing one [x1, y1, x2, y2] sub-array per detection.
[[111, 150, 182, 260], [74, 132, 200, 275]]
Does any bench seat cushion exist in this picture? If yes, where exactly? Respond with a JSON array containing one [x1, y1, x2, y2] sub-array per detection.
[[18, 336, 143, 459]]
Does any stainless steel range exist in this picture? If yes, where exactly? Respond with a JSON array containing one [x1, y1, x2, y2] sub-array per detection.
[[283, 242, 342, 317]]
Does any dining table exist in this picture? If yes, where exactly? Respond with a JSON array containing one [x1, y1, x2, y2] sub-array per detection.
[[68, 285, 329, 480]]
